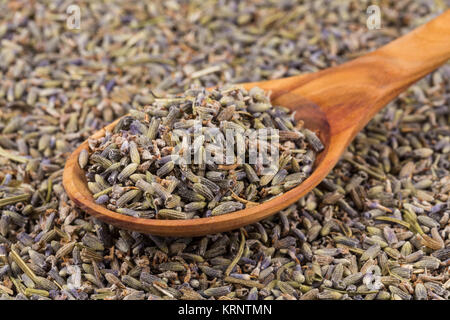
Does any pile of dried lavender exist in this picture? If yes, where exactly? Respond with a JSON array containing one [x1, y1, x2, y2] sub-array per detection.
[[82, 86, 323, 219], [0, 0, 448, 300]]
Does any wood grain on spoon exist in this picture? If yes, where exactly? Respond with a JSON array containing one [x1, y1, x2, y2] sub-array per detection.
[[63, 10, 450, 236]]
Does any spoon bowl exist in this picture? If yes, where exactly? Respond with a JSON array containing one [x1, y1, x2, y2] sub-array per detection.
[[63, 11, 450, 236], [63, 91, 332, 236]]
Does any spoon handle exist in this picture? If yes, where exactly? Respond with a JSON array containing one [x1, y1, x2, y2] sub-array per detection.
[[362, 9, 450, 103], [278, 10, 450, 136]]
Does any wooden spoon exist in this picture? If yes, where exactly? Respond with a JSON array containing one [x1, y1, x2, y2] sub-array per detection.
[[63, 11, 450, 236]]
